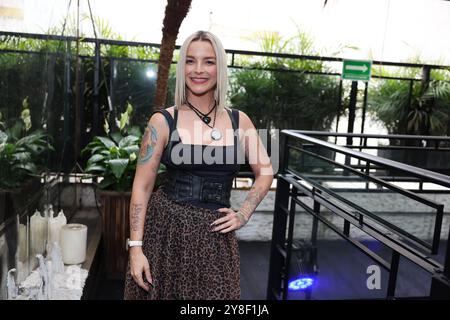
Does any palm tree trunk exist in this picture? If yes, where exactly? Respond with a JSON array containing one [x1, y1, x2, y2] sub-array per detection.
[[154, 0, 192, 110]]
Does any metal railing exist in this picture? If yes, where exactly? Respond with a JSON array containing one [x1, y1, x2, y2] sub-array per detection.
[[267, 130, 450, 300]]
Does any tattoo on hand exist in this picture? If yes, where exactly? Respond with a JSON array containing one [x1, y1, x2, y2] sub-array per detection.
[[131, 203, 143, 232], [138, 124, 157, 165]]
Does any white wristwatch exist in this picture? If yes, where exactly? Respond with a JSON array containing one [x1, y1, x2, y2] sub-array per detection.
[[126, 238, 143, 250]]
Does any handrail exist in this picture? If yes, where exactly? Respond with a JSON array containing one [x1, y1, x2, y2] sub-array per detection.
[[296, 130, 450, 141], [267, 130, 450, 300], [283, 130, 450, 188]]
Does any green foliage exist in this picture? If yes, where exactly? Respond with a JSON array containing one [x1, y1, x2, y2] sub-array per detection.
[[229, 32, 340, 131], [82, 103, 140, 191], [82, 103, 165, 191], [368, 77, 450, 135], [0, 98, 54, 189]]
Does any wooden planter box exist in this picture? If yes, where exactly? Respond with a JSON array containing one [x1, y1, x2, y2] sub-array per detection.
[[98, 190, 131, 280]]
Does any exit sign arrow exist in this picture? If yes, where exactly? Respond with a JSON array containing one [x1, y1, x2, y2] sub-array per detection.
[[342, 60, 372, 82]]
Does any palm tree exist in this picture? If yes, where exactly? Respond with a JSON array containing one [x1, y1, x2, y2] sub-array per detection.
[[154, 0, 192, 110]]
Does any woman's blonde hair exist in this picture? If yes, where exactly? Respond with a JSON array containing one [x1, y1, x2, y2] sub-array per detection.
[[175, 31, 228, 114]]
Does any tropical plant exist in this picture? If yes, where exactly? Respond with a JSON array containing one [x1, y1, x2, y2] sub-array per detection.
[[0, 98, 54, 189], [229, 32, 340, 131], [82, 103, 166, 192], [368, 77, 450, 136]]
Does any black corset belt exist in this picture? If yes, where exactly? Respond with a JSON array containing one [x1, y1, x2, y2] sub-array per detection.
[[162, 169, 233, 208]]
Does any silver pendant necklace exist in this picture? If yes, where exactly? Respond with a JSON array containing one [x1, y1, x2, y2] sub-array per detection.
[[211, 128, 222, 141]]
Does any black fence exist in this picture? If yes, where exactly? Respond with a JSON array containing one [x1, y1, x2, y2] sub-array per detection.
[[267, 130, 450, 300]]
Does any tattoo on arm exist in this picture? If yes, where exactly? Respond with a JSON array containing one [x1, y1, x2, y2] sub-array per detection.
[[138, 124, 158, 165], [131, 203, 143, 232], [240, 186, 262, 218]]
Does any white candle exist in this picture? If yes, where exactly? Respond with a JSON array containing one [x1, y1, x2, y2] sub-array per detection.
[[60, 224, 87, 265], [17, 222, 27, 263], [47, 209, 67, 252], [30, 210, 47, 256]]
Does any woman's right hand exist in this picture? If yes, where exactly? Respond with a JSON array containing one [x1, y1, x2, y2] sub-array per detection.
[[129, 247, 153, 291]]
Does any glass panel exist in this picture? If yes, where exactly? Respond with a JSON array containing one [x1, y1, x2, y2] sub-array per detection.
[[287, 147, 438, 250], [110, 59, 161, 128], [0, 49, 75, 299]]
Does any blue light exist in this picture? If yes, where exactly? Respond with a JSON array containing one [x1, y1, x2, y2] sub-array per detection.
[[288, 277, 315, 290]]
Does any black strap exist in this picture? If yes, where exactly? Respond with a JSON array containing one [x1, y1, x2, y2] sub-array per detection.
[[150, 109, 177, 151], [150, 109, 174, 133], [228, 108, 240, 147], [227, 108, 239, 131]]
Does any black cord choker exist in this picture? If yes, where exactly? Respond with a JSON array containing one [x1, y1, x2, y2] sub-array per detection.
[[186, 100, 216, 125]]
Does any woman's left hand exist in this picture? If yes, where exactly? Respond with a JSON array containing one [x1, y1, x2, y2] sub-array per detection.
[[211, 208, 247, 233]]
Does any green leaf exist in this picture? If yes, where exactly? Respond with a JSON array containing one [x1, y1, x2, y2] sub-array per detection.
[[97, 136, 116, 149], [119, 135, 139, 148], [126, 102, 133, 115], [0, 130, 7, 144], [11, 151, 31, 162], [84, 145, 106, 157], [9, 121, 23, 141], [119, 110, 129, 131], [110, 132, 123, 145], [15, 162, 37, 174], [122, 145, 139, 155], [108, 158, 129, 179], [87, 153, 105, 166], [85, 164, 106, 173], [109, 146, 119, 157], [4, 143, 15, 155], [128, 126, 141, 138], [103, 118, 110, 135]]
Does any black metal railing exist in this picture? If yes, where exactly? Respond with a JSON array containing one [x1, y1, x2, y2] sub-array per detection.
[[298, 131, 450, 189], [267, 130, 450, 300]]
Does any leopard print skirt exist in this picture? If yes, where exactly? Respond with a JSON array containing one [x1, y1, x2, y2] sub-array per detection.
[[123, 187, 240, 300]]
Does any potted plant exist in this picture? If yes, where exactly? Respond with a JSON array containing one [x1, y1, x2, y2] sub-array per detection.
[[82, 103, 165, 279], [0, 98, 54, 223], [368, 74, 450, 173]]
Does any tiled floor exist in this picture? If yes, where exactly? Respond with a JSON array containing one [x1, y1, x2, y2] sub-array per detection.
[[94, 241, 271, 300], [94, 240, 448, 300]]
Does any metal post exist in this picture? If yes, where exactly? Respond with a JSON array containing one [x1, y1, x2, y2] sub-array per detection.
[[345, 81, 358, 168], [93, 41, 100, 136], [335, 79, 343, 144], [266, 176, 291, 300], [283, 187, 298, 300], [386, 251, 400, 299], [347, 81, 358, 144], [311, 198, 320, 246], [360, 81, 368, 134], [63, 40, 72, 173], [74, 0, 81, 166], [109, 58, 116, 131]]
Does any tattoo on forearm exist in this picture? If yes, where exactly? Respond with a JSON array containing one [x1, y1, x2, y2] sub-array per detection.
[[138, 124, 157, 165], [131, 203, 143, 232], [240, 186, 262, 217]]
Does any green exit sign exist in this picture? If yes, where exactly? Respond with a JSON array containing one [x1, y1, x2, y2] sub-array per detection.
[[342, 60, 372, 82]]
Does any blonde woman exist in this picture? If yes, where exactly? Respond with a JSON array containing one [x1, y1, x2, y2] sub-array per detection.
[[124, 31, 273, 300]]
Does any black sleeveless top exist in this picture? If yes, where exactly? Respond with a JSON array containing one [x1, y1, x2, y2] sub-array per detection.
[[153, 107, 243, 210]]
